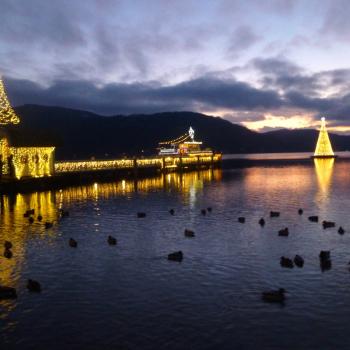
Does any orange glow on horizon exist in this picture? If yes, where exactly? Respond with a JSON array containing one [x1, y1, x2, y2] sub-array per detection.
[[241, 114, 316, 131]]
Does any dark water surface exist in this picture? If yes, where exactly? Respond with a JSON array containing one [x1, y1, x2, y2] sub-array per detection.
[[1, 158, 350, 349]]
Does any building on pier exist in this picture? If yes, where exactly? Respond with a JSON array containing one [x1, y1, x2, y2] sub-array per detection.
[[0, 79, 55, 180], [0, 79, 221, 184], [158, 126, 213, 156]]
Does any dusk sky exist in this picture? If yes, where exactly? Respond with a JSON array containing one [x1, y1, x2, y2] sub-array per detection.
[[1, 0, 350, 132]]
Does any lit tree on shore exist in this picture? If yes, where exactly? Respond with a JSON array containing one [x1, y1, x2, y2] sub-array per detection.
[[314, 117, 335, 158], [0, 78, 20, 125]]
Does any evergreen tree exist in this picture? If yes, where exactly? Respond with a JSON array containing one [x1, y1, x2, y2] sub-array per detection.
[[0, 79, 20, 125], [314, 117, 334, 157]]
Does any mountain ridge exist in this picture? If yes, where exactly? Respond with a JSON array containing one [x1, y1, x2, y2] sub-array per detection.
[[10, 104, 350, 160]]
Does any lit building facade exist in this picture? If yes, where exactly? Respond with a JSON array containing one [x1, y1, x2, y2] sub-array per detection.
[[0, 79, 55, 180]]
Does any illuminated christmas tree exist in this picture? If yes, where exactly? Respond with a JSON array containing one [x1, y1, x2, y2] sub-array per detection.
[[313, 117, 335, 158], [0, 78, 20, 125]]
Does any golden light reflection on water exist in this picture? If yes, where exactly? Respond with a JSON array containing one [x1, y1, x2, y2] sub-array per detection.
[[0, 170, 221, 295], [55, 169, 222, 204], [0, 191, 58, 315], [314, 158, 334, 193], [314, 158, 334, 201], [242, 165, 314, 206]]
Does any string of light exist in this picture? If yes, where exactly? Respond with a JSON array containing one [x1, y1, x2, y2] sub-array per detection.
[[0, 78, 20, 125], [158, 132, 190, 145], [314, 117, 335, 157]]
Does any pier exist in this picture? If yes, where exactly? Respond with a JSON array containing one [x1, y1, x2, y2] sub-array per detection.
[[0, 153, 221, 193], [55, 153, 221, 174], [0, 79, 221, 192]]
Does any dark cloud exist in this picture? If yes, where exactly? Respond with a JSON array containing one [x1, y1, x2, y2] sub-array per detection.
[[253, 57, 350, 98], [4, 76, 284, 115], [5, 53, 350, 128], [1, 0, 350, 130], [253, 57, 302, 78]]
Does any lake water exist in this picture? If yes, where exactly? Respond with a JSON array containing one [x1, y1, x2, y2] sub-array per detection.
[[1, 157, 350, 349]]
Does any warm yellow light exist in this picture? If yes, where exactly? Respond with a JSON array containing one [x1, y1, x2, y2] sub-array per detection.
[[9, 146, 55, 179], [314, 117, 335, 157], [314, 158, 334, 193], [0, 78, 20, 125], [242, 114, 313, 131], [55, 154, 221, 174]]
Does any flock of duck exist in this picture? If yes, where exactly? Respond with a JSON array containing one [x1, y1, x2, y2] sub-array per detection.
[[250, 209, 344, 303], [0, 207, 120, 299], [0, 205, 346, 305], [165, 207, 346, 304]]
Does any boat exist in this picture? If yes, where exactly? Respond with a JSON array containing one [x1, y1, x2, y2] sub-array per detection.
[[158, 127, 213, 156]]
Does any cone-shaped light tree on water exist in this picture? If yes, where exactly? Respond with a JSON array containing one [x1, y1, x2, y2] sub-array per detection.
[[313, 117, 335, 158], [0, 78, 20, 125]]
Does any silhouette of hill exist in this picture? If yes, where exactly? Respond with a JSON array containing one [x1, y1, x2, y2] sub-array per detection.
[[11, 104, 350, 160]]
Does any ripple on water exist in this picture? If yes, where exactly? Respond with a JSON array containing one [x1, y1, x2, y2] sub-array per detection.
[[1, 164, 350, 349]]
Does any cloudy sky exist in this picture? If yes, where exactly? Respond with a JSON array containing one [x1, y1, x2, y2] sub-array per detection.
[[1, 0, 350, 132]]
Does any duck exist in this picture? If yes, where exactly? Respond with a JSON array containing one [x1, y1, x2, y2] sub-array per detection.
[[319, 250, 331, 271], [207, 207, 212, 212], [69, 238, 78, 248], [4, 241, 12, 250], [319, 250, 330, 261], [0, 286, 17, 299], [278, 227, 289, 237], [298, 208, 303, 215], [280, 256, 294, 268], [262, 288, 286, 303], [238, 217, 245, 224], [27, 279, 41, 293], [308, 215, 318, 223], [24, 209, 34, 217], [184, 229, 195, 238], [294, 255, 304, 268], [201, 209, 207, 216], [259, 218, 265, 226], [44, 222, 53, 229], [270, 211, 280, 218], [37, 215, 43, 222], [322, 221, 335, 229], [137, 212, 146, 218], [167, 251, 183, 262], [169, 209, 175, 215], [320, 259, 332, 271], [4, 249, 13, 259], [338, 226, 345, 234], [107, 235, 117, 245]]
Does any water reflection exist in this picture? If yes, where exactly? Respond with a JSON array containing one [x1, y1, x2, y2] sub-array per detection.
[[0, 170, 221, 289], [0, 191, 58, 319], [55, 169, 222, 204], [242, 165, 314, 209], [314, 158, 334, 195]]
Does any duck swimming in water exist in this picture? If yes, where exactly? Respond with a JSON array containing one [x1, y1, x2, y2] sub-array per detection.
[[262, 288, 286, 303], [168, 251, 183, 262], [69, 238, 78, 248], [27, 279, 41, 293]]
